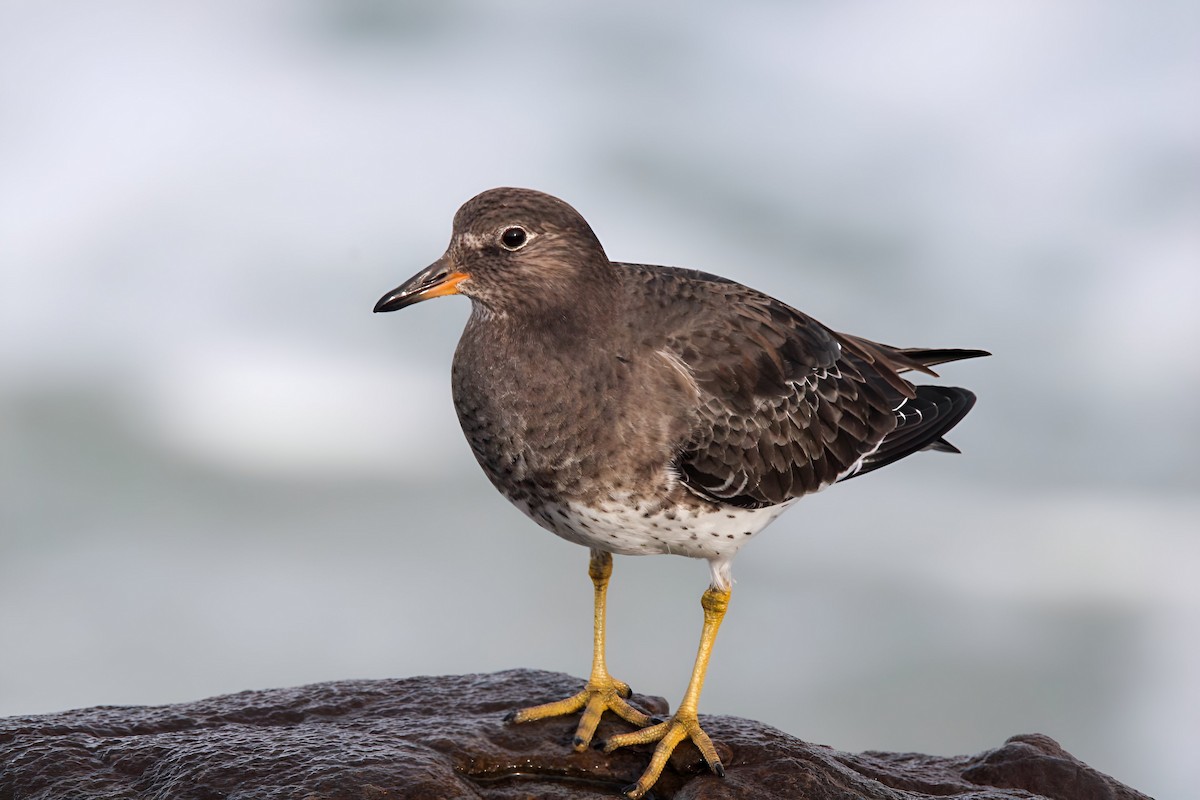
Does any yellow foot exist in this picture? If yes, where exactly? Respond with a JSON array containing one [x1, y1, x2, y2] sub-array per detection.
[[603, 712, 724, 799], [506, 674, 656, 751]]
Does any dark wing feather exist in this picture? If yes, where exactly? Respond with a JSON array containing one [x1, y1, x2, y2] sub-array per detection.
[[618, 263, 986, 509], [842, 385, 977, 480]]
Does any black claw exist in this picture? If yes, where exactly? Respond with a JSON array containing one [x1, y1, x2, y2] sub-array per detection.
[[502, 710, 517, 723], [620, 784, 638, 798], [712, 761, 726, 778], [650, 715, 667, 725], [572, 735, 585, 748], [595, 738, 608, 751]]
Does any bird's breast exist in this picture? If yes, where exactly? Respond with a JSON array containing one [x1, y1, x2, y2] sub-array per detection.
[[450, 321, 693, 510]]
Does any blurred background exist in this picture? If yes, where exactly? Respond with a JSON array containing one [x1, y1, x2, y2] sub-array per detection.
[[2, 1, 1197, 796]]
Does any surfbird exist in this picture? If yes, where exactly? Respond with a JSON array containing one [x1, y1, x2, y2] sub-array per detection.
[[373, 187, 987, 798]]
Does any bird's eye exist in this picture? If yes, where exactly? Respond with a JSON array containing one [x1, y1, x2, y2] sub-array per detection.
[[500, 226, 528, 250]]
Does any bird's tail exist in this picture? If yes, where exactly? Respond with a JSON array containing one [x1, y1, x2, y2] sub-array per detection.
[[838, 333, 990, 377], [893, 346, 992, 373]]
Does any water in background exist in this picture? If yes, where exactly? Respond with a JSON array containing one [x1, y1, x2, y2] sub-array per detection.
[[2, 2, 1197, 798]]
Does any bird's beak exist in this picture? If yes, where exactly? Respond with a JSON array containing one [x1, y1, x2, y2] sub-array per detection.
[[373, 257, 469, 313]]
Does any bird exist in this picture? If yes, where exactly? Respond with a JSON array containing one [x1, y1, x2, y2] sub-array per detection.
[[373, 187, 987, 798]]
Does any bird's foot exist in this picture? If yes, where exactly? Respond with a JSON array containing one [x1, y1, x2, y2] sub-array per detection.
[[506, 673, 655, 751], [603, 711, 723, 799]]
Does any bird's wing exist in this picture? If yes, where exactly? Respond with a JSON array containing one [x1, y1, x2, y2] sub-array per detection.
[[623, 264, 980, 508]]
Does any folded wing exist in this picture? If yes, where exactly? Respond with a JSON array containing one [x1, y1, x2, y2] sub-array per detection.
[[631, 266, 986, 509]]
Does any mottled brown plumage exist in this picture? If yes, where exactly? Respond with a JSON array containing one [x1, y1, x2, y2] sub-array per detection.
[[374, 187, 987, 798]]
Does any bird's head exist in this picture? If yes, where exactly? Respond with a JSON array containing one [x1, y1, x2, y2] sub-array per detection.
[[374, 187, 614, 319]]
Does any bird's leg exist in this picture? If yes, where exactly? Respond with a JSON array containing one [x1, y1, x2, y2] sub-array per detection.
[[507, 549, 654, 749], [604, 585, 731, 799]]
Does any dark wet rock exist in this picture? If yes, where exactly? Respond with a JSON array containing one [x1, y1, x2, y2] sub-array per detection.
[[0, 669, 1149, 800]]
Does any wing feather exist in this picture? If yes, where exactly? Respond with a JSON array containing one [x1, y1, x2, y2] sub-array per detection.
[[618, 263, 986, 509]]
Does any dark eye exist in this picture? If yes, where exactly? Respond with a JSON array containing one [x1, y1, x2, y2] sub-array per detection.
[[500, 226, 528, 250]]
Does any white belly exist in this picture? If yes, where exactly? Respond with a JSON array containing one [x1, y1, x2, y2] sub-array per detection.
[[521, 495, 795, 562]]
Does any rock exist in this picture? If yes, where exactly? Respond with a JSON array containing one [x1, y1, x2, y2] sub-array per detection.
[[0, 669, 1149, 800]]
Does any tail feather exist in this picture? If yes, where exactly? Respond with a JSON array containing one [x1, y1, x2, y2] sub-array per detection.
[[895, 347, 992, 372], [837, 333, 989, 382], [924, 436, 961, 454]]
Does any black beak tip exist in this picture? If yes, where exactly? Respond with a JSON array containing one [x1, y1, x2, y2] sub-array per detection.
[[373, 291, 404, 314]]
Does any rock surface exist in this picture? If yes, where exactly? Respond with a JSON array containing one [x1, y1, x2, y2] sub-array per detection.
[[0, 669, 1149, 800]]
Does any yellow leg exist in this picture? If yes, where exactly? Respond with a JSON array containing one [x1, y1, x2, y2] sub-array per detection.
[[604, 585, 731, 799], [507, 549, 654, 749]]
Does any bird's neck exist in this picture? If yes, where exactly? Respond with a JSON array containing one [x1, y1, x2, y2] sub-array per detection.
[[480, 264, 623, 346]]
